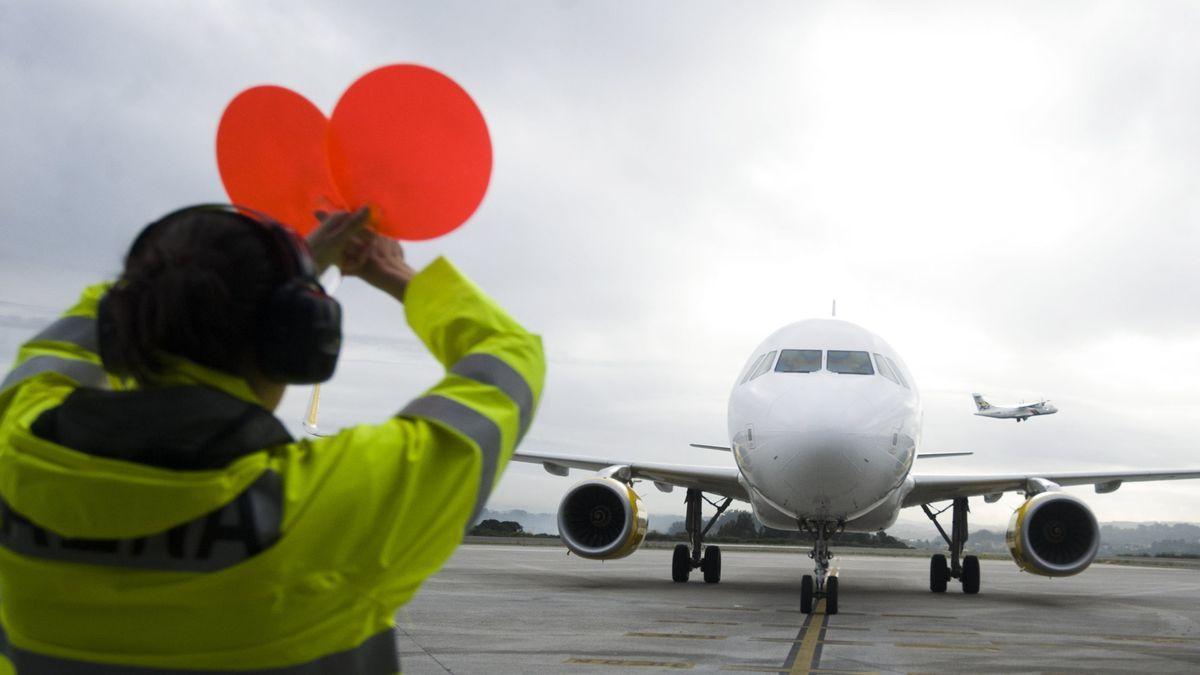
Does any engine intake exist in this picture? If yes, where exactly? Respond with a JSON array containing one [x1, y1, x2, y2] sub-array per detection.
[[1006, 492, 1099, 577], [557, 477, 648, 560]]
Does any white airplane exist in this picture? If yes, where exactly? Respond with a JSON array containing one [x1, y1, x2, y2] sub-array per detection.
[[973, 393, 1058, 422], [513, 318, 1200, 614]]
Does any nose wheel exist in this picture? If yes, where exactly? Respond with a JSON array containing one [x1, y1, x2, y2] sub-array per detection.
[[670, 489, 732, 584], [800, 520, 840, 614]]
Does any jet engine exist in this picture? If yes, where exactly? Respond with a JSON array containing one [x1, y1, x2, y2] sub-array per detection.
[[1006, 492, 1100, 577], [557, 477, 648, 560]]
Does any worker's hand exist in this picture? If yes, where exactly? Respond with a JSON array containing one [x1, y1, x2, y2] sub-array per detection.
[[340, 229, 416, 302], [307, 207, 370, 275]]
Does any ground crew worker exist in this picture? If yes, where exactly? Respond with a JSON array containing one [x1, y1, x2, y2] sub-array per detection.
[[0, 204, 544, 673]]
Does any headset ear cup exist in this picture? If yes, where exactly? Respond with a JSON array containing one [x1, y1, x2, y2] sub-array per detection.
[[256, 281, 342, 384]]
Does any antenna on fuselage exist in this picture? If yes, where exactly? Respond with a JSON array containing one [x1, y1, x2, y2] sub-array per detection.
[[832, 299, 837, 317]]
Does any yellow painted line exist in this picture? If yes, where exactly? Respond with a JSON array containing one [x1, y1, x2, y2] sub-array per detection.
[[788, 598, 826, 674], [625, 631, 727, 640], [565, 657, 693, 669]]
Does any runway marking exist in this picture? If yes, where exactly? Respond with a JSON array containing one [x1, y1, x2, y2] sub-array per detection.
[[1098, 633, 1200, 644], [783, 599, 826, 674], [888, 628, 980, 636], [565, 657, 693, 669], [657, 619, 741, 626], [987, 639, 1073, 649], [626, 631, 727, 640], [719, 665, 787, 673], [879, 613, 955, 620], [895, 641, 1000, 652], [753, 637, 875, 646], [759, 623, 868, 631]]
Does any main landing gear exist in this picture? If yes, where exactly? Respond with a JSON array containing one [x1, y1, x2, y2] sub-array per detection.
[[672, 488, 733, 584], [799, 520, 841, 615], [922, 497, 980, 594]]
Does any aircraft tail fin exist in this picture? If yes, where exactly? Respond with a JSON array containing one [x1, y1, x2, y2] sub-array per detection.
[[972, 393, 991, 411]]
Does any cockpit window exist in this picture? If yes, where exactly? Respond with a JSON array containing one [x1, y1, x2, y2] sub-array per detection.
[[827, 350, 874, 375], [884, 355, 909, 388], [874, 353, 899, 384], [776, 349, 822, 373], [750, 350, 777, 381], [740, 353, 766, 385]]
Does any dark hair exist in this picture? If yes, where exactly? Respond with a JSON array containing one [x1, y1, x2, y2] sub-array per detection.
[[99, 209, 287, 383]]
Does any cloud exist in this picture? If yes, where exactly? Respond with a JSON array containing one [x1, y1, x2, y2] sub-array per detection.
[[1, 1, 1198, 530]]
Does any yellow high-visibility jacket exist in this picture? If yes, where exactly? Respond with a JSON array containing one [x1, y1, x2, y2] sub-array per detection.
[[0, 257, 544, 673]]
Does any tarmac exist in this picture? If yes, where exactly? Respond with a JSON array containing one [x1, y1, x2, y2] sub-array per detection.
[[395, 544, 1200, 673]]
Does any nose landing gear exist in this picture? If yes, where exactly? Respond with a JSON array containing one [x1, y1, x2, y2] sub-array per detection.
[[800, 520, 841, 614]]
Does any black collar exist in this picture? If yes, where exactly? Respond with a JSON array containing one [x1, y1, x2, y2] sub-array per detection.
[[31, 386, 293, 470]]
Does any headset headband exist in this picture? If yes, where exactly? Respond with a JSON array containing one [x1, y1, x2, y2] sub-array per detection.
[[130, 203, 316, 282]]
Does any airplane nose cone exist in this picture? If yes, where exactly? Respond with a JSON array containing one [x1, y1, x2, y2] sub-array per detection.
[[757, 386, 903, 519], [778, 429, 866, 499]]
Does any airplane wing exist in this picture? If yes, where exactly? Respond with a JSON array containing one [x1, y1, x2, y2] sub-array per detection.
[[904, 469, 1200, 507], [512, 450, 749, 501]]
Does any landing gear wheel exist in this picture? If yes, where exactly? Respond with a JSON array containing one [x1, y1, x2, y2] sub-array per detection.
[[930, 554, 948, 593], [800, 574, 814, 614], [701, 546, 722, 584], [672, 544, 691, 583], [825, 577, 839, 615], [962, 555, 980, 594]]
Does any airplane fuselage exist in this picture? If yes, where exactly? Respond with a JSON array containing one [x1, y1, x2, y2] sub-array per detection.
[[974, 405, 1057, 421], [727, 319, 921, 532]]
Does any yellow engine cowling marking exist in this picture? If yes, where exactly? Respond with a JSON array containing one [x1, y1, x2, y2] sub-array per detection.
[[1006, 497, 1032, 571], [605, 480, 648, 560]]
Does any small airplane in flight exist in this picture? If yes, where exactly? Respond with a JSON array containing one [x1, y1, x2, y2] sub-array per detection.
[[513, 319, 1200, 615], [973, 393, 1057, 422]]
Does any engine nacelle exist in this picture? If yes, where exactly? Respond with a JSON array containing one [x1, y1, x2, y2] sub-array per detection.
[[557, 477, 648, 560], [1006, 492, 1100, 577]]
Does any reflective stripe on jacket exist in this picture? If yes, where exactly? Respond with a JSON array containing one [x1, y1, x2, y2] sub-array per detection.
[[0, 257, 544, 673]]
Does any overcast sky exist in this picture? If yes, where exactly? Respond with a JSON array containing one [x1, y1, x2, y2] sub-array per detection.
[[2, 1, 1198, 532]]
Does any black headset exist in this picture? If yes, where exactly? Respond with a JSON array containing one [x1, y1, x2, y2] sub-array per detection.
[[98, 204, 343, 384]]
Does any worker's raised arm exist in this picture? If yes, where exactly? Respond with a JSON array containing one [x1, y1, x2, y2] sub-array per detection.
[[400, 256, 544, 516], [279, 242, 544, 604]]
